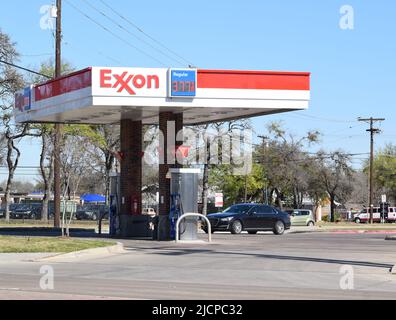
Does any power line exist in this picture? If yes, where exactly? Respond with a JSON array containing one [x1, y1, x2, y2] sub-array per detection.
[[0, 59, 52, 79], [290, 112, 357, 124], [99, 0, 194, 67], [20, 53, 53, 57], [63, 38, 124, 66], [81, 0, 185, 66], [64, 0, 167, 67], [322, 122, 366, 137], [324, 134, 367, 145]]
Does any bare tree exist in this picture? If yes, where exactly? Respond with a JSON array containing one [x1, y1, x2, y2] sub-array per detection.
[[0, 135, 6, 164], [60, 135, 92, 236], [0, 30, 42, 220], [313, 151, 354, 222], [256, 122, 320, 210], [87, 125, 120, 204], [305, 158, 328, 221], [39, 126, 55, 222], [189, 120, 252, 215]]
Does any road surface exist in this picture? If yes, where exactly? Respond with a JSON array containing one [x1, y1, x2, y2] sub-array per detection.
[[0, 232, 395, 299]]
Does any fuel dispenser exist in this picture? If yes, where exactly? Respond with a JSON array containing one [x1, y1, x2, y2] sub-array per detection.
[[111, 168, 200, 240], [169, 168, 200, 241], [109, 173, 121, 237]]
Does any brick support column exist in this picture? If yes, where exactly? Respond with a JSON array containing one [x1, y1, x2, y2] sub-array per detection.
[[119, 119, 145, 237], [158, 112, 183, 241]]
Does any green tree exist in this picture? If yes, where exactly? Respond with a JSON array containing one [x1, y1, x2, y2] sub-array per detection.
[[255, 122, 320, 210], [209, 164, 265, 208], [364, 144, 396, 203]]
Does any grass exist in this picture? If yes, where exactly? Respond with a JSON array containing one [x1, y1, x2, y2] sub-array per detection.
[[0, 236, 115, 253], [0, 219, 109, 230]]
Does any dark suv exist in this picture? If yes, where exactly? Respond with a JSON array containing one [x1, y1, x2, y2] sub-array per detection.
[[75, 204, 108, 221], [0, 204, 19, 219], [10, 204, 42, 220], [204, 203, 291, 235]]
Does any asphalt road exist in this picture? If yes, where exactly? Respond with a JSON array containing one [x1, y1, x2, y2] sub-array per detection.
[[0, 231, 396, 300]]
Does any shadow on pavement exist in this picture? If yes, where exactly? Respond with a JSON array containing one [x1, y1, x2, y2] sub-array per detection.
[[124, 247, 393, 270]]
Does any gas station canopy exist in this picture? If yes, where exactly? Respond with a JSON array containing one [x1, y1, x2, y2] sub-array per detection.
[[14, 67, 310, 125]]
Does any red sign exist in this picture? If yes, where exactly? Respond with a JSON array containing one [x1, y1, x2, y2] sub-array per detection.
[[100, 69, 160, 95], [215, 193, 224, 208]]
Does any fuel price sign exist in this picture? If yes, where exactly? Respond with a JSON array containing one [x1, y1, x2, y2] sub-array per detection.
[[169, 69, 197, 97]]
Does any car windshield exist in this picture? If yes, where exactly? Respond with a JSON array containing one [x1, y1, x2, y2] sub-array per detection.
[[223, 205, 252, 214], [80, 205, 95, 210], [17, 205, 30, 210]]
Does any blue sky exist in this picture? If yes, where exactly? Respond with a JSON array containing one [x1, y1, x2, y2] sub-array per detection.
[[1, 0, 396, 181]]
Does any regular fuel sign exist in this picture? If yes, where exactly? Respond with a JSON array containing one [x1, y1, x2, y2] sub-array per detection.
[[169, 69, 197, 97]]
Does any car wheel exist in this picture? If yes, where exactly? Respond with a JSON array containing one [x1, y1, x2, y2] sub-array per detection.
[[248, 231, 257, 235], [230, 220, 243, 234], [307, 221, 315, 227], [273, 221, 285, 235], [355, 218, 361, 224]]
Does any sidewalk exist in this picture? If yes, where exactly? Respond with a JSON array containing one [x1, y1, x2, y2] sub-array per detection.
[[289, 224, 396, 235]]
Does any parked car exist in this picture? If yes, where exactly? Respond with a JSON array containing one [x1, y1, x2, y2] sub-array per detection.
[[10, 204, 41, 220], [286, 209, 315, 226], [75, 204, 109, 221], [354, 207, 396, 224], [203, 203, 291, 235], [0, 204, 19, 219]]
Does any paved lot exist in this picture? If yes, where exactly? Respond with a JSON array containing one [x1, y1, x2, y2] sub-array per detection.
[[0, 231, 396, 300]]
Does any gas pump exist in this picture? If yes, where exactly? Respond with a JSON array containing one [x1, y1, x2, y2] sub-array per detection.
[[169, 168, 200, 241], [169, 193, 183, 240], [109, 173, 121, 237]]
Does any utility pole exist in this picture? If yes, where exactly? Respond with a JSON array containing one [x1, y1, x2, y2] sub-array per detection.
[[54, 0, 62, 228], [358, 117, 385, 224], [258, 135, 269, 205]]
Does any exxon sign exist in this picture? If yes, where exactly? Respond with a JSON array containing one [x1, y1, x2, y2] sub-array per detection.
[[93, 67, 168, 98]]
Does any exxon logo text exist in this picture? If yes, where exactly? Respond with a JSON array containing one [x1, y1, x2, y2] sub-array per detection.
[[100, 69, 160, 95]]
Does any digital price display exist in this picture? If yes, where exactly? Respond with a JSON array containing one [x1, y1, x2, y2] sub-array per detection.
[[169, 69, 197, 97]]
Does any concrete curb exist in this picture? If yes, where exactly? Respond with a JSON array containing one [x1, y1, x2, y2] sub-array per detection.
[[289, 229, 396, 235], [175, 240, 211, 245], [34, 242, 125, 262]]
